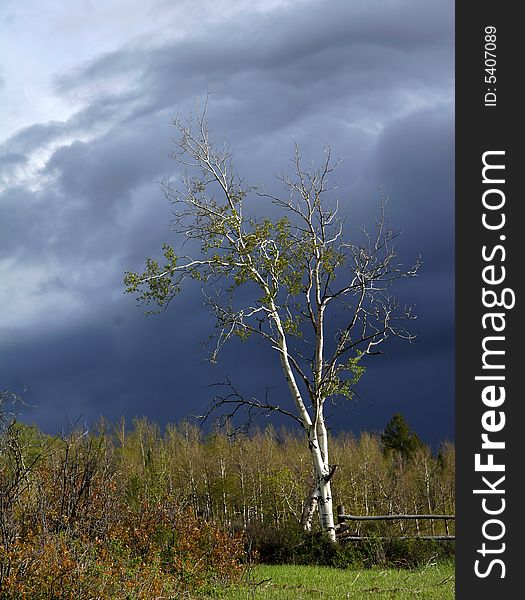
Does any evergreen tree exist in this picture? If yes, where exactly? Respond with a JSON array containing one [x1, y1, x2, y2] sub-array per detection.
[[381, 413, 423, 462]]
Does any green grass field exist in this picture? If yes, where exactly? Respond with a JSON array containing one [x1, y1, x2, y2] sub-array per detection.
[[222, 562, 455, 599]]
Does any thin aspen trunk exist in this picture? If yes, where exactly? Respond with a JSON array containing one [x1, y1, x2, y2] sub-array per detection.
[[425, 463, 436, 535], [258, 475, 264, 524], [239, 468, 247, 528], [220, 457, 228, 525], [204, 468, 213, 519], [414, 501, 421, 535]]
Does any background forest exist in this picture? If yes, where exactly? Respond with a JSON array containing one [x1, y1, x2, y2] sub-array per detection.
[[1, 394, 454, 599]]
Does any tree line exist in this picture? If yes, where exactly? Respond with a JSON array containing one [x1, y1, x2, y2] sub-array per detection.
[[0, 400, 454, 596], [2, 411, 455, 537], [113, 415, 455, 536]]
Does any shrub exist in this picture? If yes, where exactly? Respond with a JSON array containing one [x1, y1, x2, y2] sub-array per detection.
[[0, 421, 245, 599], [244, 521, 360, 568], [0, 504, 245, 599], [243, 520, 454, 569]]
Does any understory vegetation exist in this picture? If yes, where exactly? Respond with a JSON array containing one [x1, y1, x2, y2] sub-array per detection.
[[0, 408, 454, 598]]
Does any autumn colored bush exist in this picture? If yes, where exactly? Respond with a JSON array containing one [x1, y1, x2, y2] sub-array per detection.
[[0, 506, 244, 599], [0, 419, 245, 599]]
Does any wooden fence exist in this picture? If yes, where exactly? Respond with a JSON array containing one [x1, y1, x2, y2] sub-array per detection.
[[336, 505, 455, 541]]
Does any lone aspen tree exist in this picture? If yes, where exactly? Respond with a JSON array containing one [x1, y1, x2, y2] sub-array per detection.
[[125, 107, 420, 541]]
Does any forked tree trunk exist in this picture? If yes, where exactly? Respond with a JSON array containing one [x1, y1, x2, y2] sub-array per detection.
[[301, 484, 319, 532], [314, 414, 336, 540], [300, 467, 336, 541], [269, 303, 337, 541], [301, 427, 337, 542]]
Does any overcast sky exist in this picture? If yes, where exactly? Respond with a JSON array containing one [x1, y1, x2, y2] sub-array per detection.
[[0, 0, 454, 445]]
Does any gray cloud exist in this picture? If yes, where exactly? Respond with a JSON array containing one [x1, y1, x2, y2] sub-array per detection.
[[2, 121, 66, 155], [0, 0, 453, 446], [53, 0, 452, 140]]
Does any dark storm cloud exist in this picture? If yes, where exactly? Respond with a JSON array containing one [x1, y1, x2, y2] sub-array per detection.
[[1, 121, 66, 156], [48, 133, 157, 209], [2, 288, 224, 431], [368, 103, 454, 330], [1, 0, 453, 445], [373, 104, 454, 255], [54, 0, 452, 140], [58, 0, 452, 89], [0, 186, 40, 258]]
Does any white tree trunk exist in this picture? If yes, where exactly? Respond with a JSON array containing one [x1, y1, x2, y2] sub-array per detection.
[[317, 477, 336, 540], [301, 484, 319, 532], [268, 301, 337, 541], [312, 467, 336, 540], [308, 427, 336, 542], [301, 472, 336, 541]]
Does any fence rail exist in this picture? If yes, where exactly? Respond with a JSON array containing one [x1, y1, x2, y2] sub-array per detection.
[[338, 513, 455, 522], [337, 535, 456, 541], [336, 505, 455, 542]]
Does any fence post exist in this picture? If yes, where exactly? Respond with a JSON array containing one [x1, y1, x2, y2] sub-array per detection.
[[337, 505, 345, 525]]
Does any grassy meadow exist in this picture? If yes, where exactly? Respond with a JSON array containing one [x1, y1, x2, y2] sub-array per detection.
[[224, 562, 455, 599]]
